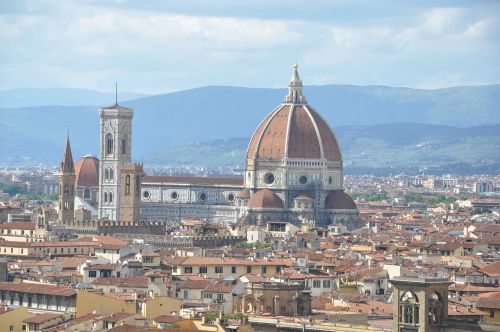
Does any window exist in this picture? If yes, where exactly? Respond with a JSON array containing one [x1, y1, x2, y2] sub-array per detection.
[[227, 194, 235, 202], [231, 266, 237, 274], [88, 271, 97, 278], [183, 290, 188, 299], [84, 188, 91, 198], [215, 266, 223, 274], [323, 280, 331, 288], [246, 266, 252, 273], [109, 168, 113, 180], [490, 309, 494, 318], [104, 192, 108, 203], [121, 139, 126, 155], [261, 266, 267, 274], [109, 192, 113, 203], [106, 134, 113, 155], [264, 173, 275, 185], [135, 175, 140, 196], [125, 175, 131, 195], [199, 266, 207, 274], [171, 192, 178, 200], [143, 191, 150, 199], [105, 169, 109, 180], [299, 175, 308, 184], [184, 267, 193, 274], [204, 293, 212, 299], [217, 294, 224, 300], [199, 192, 207, 201], [313, 280, 321, 288]]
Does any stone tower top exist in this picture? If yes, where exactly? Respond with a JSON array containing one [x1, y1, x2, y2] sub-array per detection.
[[284, 63, 307, 104], [61, 132, 74, 173]]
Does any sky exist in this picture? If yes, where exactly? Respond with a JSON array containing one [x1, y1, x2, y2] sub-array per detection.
[[0, 0, 499, 94]]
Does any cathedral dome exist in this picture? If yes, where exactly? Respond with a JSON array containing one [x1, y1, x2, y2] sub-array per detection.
[[247, 189, 284, 209], [246, 65, 342, 162], [75, 155, 99, 187], [325, 190, 357, 210]]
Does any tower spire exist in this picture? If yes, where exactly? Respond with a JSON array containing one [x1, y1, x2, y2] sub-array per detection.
[[115, 82, 118, 105], [61, 132, 74, 173], [284, 63, 306, 104]]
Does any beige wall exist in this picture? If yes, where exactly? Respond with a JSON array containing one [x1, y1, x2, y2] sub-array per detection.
[[0, 245, 30, 256], [142, 295, 182, 319], [76, 290, 135, 317], [0, 306, 32, 332], [174, 263, 283, 279]]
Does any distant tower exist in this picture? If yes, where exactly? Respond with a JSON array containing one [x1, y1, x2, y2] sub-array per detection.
[[98, 91, 133, 220], [119, 163, 143, 223], [58, 134, 76, 226]]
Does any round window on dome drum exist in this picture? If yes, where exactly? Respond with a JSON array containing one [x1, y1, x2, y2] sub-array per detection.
[[264, 173, 275, 185], [299, 175, 308, 184], [200, 192, 207, 201], [227, 193, 235, 202], [171, 192, 178, 200], [143, 191, 150, 199]]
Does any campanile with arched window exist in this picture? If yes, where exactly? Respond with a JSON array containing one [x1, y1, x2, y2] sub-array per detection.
[[391, 276, 452, 332], [98, 100, 133, 221]]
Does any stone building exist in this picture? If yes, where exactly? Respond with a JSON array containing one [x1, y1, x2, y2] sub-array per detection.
[[391, 276, 452, 332], [0, 282, 77, 314], [56, 65, 359, 230], [241, 281, 311, 316], [57, 134, 75, 227], [98, 102, 133, 221], [119, 163, 144, 223], [136, 65, 360, 229]]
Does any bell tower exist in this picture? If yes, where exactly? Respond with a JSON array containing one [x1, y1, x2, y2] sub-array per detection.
[[119, 163, 143, 223], [58, 133, 76, 226], [98, 92, 133, 221], [390, 276, 452, 332]]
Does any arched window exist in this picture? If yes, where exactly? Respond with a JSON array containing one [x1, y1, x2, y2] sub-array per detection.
[[121, 139, 126, 155], [135, 175, 140, 196], [109, 168, 114, 180], [400, 291, 419, 325], [105, 169, 109, 180], [109, 192, 113, 203], [106, 134, 113, 155], [84, 188, 91, 198], [104, 192, 108, 203], [125, 175, 131, 195]]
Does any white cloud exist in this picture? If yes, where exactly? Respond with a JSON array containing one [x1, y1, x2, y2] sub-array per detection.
[[0, 1, 498, 92], [0, 14, 43, 39]]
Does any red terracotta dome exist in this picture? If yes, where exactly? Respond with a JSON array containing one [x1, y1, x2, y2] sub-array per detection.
[[246, 66, 341, 162], [247, 189, 284, 209], [294, 191, 314, 200], [75, 155, 99, 187], [325, 190, 357, 210], [236, 189, 251, 199]]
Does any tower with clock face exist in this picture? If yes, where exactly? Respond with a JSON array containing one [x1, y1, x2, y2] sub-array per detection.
[[98, 102, 133, 220]]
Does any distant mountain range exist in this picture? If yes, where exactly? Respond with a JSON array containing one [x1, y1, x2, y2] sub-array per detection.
[[142, 123, 500, 169], [0, 84, 499, 170]]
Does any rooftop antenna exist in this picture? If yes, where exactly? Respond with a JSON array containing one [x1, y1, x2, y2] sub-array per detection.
[[115, 82, 118, 105]]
